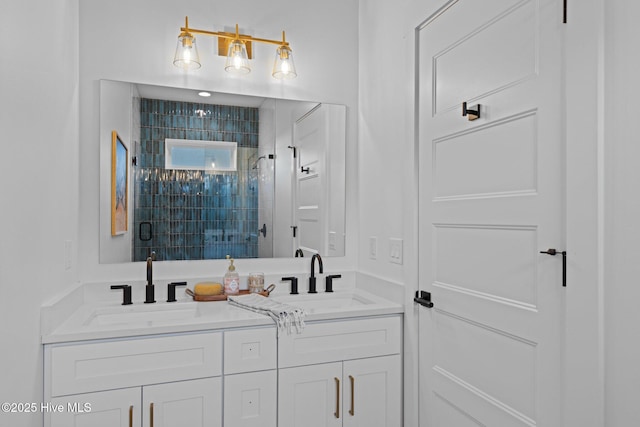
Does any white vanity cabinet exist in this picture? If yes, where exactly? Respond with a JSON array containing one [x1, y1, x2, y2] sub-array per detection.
[[277, 316, 402, 427], [44, 332, 223, 427], [43, 307, 403, 427]]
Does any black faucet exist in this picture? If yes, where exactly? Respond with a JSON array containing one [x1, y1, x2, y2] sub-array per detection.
[[325, 274, 342, 293], [110, 284, 132, 305], [295, 248, 304, 257], [309, 253, 323, 294], [167, 282, 187, 302], [282, 276, 299, 295], [145, 251, 156, 304]]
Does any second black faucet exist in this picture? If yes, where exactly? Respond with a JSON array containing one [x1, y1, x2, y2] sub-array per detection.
[[145, 251, 156, 303], [309, 253, 323, 294]]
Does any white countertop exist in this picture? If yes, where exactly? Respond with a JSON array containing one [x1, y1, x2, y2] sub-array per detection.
[[42, 287, 403, 344]]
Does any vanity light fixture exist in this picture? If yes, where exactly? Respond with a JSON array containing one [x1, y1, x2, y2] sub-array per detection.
[[173, 16, 297, 79]]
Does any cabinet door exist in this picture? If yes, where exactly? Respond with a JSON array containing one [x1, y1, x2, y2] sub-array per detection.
[[142, 377, 221, 427], [50, 387, 140, 427], [342, 355, 402, 427], [278, 362, 343, 427], [224, 370, 277, 427]]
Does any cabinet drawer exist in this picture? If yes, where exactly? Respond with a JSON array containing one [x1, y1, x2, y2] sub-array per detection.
[[224, 370, 277, 427], [224, 327, 277, 374], [278, 316, 402, 368], [49, 332, 222, 397]]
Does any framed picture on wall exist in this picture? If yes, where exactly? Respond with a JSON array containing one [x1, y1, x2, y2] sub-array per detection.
[[111, 130, 128, 235]]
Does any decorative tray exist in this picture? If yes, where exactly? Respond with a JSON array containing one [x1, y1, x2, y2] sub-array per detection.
[[185, 284, 275, 301]]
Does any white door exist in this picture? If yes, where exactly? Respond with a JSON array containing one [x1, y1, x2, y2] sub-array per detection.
[[293, 105, 328, 257], [51, 388, 140, 427], [278, 362, 342, 427], [417, 0, 564, 426], [342, 355, 402, 427], [143, 377, 221, 427]]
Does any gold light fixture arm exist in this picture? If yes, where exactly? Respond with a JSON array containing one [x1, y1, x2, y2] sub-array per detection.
[[179, 17, 290, 47]]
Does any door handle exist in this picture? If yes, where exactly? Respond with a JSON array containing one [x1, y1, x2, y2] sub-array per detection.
[[540, 248, 567, 287], [301, 166, 310, 174], [150, 402, 154, 427], [414, 290, 434, 308], [334, 377, 340, 418], [129, 405, 133, 427], [349, 375, 355, 416]]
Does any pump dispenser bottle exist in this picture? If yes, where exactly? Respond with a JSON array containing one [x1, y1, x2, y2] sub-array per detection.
[[223, 255, 240, 295]]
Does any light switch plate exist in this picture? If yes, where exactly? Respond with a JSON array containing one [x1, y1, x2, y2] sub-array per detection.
[[389, 238, 403, 265]]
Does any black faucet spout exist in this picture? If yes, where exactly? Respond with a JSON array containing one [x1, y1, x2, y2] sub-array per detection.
[[311, 253, 323, 278], [145, 251, 156, 303], [309, 253, 323, 294]]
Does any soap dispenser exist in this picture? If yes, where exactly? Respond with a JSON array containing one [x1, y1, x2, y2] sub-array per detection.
[[223, 255, 240, 295]]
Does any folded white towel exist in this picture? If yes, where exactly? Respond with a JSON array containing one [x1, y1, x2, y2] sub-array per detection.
[[227, 294, 306, 335]]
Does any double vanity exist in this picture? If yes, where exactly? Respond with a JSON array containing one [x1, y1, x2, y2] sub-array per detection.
[[41, 278, 403, 427]]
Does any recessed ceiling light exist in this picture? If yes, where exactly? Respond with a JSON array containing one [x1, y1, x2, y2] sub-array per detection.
[[198, 91, 211, 97]]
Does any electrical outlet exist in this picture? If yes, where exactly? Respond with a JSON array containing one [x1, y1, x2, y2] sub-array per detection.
[[389, 238, 403, 265], [369, 236, 378, 259]]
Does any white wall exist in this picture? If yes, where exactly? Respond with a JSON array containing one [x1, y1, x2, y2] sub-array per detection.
[[0, 1, 79, 426], [604, 1, 640, 424], [99, 80, 134, 263], [78, 0, 359, 282]]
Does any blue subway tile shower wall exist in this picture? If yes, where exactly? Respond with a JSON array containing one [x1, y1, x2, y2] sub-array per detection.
[[134, 98, 259, 261]]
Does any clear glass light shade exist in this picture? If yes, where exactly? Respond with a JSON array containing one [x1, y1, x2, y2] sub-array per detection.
[[272, 45, 297, 79], [225, 40, 251, 74], [173, 33, 201, 70]]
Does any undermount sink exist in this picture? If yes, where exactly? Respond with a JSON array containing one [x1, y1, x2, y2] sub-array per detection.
[[83, 303, 199, 327], [270, 291, 376, 313]]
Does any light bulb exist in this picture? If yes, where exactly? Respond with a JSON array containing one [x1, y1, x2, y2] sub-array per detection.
[[272, 45, 296, 79], [225, 40, 250, 74], [173, 32, 201, 70]]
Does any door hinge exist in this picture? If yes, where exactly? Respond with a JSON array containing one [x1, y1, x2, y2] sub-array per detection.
[[414, 290, 434, 308]]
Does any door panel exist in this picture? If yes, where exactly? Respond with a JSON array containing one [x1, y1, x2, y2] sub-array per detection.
[[433, 112, 538, 199], [143, 377, 221, 427], [418, 0, 564, 426], [433, 0, 538, 114], [343, 355, 402, 427], [278, 362, 342, 427], [51, 388, 140, 427]]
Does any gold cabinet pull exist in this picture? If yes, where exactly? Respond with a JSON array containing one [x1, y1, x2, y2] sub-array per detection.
[[129, 405, 133, 427], [349, 375, 355, 416], [150, 402, 154, 427], [334, 377, 340, 418]]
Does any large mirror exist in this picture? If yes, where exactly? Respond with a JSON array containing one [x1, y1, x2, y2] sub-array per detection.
[[99, 80, 346, 263]]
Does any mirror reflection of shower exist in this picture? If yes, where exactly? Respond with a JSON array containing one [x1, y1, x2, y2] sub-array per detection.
[[99, 80, 347, 263]]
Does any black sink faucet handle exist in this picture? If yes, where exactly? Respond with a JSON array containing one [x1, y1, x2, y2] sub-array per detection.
[[167, 282, 187, 302], [325, 275, 342, 293], [282, 277, 299, 295], [110, 284, 133, 305]]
